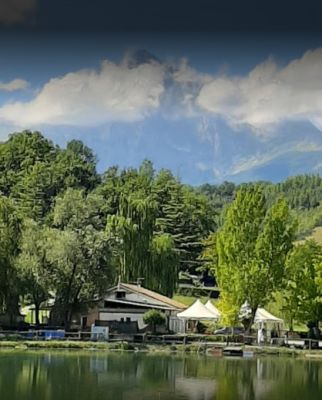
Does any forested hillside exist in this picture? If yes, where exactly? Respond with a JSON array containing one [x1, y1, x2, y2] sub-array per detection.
[[199, 175, 322, 238], [1, 130, 322, 327]]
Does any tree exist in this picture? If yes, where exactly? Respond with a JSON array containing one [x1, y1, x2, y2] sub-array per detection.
[[284, 240, 322, 330], [143, 309, 166, 334], [214, 186, 295, 332], [198, 181, 236, 211], [0, 132, 100, 224], [104, 166, 180, 296], [106, 193, 157, 286], [150, 234, 178, 297], [199, 232, 218, 273], [52, 147, 99, 193], [48, 189, 112, 328], [12, 162, 55, 222], [66, 139, 97, 166], [0, 130, 57, 196], [153, 170, 216, 273], [16, 220, 51, 326], [0, 196, 21, 323], [139, 159, 155, 182]]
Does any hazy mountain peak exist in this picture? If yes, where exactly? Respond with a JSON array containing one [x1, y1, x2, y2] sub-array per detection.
[[123, 49, 162, 68]]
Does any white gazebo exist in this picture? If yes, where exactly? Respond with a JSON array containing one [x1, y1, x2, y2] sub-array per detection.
[[240, 302, 284, 326], [254, 308, 284, 343], [254, 308, 283, 325], [204, 300, 221, 319], [177, 299, 220, 333], [239, 301, 284, 342], [177, 299, 220, 320]]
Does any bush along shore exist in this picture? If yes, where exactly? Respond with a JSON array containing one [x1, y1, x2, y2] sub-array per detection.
[[0, 340, 321, 358]]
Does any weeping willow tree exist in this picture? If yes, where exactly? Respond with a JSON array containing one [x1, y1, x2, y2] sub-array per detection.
[[106, 193, 178, 295], [150, 234, 178, 297], [106, 193, 157, 284], [0, 196, 22, 322]]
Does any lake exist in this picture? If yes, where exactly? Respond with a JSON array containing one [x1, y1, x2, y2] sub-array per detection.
[[0, 351, 321, 399]]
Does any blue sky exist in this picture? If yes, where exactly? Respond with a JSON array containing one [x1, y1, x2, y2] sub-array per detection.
[[1, 1, 322, 184]]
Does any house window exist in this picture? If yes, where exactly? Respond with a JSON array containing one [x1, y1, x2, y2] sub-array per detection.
[[116, 290, 126, 299]]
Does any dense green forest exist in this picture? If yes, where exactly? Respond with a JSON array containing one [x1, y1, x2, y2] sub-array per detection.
[[199, 175, 322, 235], [0, 130, 322, 329]]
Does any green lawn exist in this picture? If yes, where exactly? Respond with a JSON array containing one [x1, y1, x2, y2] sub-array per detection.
[[296, 226, 322, 245], [304, 226, 322, 243]]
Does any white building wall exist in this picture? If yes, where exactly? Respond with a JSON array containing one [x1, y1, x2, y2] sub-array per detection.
[[169, 316, 185, 334], [99, 311, 146, 329]]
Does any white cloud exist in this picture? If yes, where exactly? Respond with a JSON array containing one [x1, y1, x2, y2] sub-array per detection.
[[0, 78, 28, 92], [2, 48, 322, 130], [0, 59, 165, 127], [172, 58, 210, 85], [197, 48, 322, 130], [168, 58, 211, 117]]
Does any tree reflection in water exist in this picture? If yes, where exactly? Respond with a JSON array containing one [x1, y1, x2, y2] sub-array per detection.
[[0, 352, 320, 400]]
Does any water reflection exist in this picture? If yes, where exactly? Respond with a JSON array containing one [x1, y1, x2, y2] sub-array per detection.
[[0, 352, 320, 400]]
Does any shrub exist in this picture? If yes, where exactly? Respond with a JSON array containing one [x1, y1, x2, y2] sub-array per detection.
[[6, 334, 24, 341], [143, 310, 166, 333]]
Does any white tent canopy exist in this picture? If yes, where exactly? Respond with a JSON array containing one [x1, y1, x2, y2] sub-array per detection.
[[177, 299, 283, 326], [240, 301, 284, 325], [254, 308, 283, 324], [177, 299, 219, 321], [204, 300, 221, 319]]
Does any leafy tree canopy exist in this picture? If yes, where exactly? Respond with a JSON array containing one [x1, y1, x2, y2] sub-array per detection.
[[214, 186, 296, 330]]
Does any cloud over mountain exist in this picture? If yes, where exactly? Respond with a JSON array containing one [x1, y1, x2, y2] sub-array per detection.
[[2, 47, 322, 132], [197, 48, 322, 130], [0, 53, 165, 127]]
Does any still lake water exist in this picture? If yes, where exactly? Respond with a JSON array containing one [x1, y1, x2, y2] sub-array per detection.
[[0, 351, 321, 400]]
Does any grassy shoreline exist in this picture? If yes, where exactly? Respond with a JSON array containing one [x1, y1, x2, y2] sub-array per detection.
[[0, 340, 321, 358]]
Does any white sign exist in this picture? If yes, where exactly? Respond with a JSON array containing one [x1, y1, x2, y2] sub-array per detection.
[[91, 325, 109, 341]]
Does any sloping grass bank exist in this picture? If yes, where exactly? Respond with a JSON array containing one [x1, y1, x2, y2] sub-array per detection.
[[0, 340, 124, 350]]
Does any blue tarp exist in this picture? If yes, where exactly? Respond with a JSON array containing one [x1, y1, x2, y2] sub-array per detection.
[[43, 330, 65, 340], [22, 330, 65, 340]]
